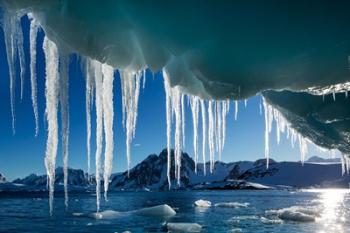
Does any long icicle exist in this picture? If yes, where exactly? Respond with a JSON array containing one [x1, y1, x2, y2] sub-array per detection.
[[102, 64, 115, 200], [93, 60, 103, 212], [16, 17, 25, 101], [43, 37, 60, 215], [60, 56, 70, 208], [190, 96, 199, 173], [200, 100, 207, 175], [85, 60, 94, 178], [208, 100, 215, 173], [3, 13, 17, 134], [120, 70, 142, 175], [163, 70, 172, 188], [173, 87, 183, 185], [28, 14, 39, 136]]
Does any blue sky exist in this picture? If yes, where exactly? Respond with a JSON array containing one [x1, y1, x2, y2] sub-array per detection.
[[0, 17, 337, 181]]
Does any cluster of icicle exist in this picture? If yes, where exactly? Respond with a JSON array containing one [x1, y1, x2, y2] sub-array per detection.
[[1, 12, 144, 213], [262, 97, 350, 174], [262, 97, 311, 168], [163, 71, 230, 186], [3, 11, 349, 215]]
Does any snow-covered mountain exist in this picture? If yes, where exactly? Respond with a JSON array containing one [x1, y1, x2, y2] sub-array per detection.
[[240, 161, 350, 188], [1, 149, 349, 191], [13, 167, 89, 186], [110, 149, 254, 190]]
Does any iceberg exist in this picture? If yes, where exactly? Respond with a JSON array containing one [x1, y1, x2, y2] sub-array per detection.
[[194, 200, 212, 208], [214, 202, 249, 208], [165, 222, 202, 232]]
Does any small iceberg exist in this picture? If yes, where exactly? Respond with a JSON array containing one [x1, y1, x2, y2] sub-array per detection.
[[215, 202, 249, 208], [132, 204, 176, 217], [228, 229, 242, 233], [88, 204, 176, 219], [278, 210, 315, 222], [266, 206, 318, 222], [165, 222, 202, 232], [260, 217, 283, 224], [90, 210, 123, 219], [194, 199, 212, 207]]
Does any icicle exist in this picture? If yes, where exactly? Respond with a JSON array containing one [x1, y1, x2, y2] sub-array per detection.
[[208, 100, 215, 173], [345, 91, 348, 99], [3, 13, 17, 134], [43, 37, 60, 214], [93, 60, 103, 212], [163, 71, 172, 188], [172, 87, 183, 185], [298, 135, 308, 164], [200, 100, 207, 175], [190, 96, 199, 173], [244, 99, 247, 108], [120, 70, 142, 175], [142, 70, 147, 89], [28, 14, 39, 136], [259, 98, 262, 115], [333, 91, 336, 101], [181, 94, 186, 147], [234, 101, 238, 120], [216, 101, 223, 160], [16, 18, 25, 101], [341, 154, 350, 175], [262, 97, 273, 169], [85, 60, 94, 178], [222, 100, 229, 151], [102, 64, 115, 200], [59, 56, 70, 208]]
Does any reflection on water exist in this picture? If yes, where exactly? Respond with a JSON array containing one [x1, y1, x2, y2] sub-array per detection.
[[305, 189, 349, 233]]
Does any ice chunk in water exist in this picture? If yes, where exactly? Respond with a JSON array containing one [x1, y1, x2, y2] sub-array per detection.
[[133, 204, 176, 217], [166, 222, 202, 232], [194, 199, 211, 207], [89, 210, 123, 219], [278, 210, 315, 222], [215, 202, 249, 208]]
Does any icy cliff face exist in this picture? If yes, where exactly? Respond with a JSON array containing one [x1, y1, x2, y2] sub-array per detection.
[[1, 0, 350, 98], [0, 173, 6, 183], [263, 91, 350, 155]]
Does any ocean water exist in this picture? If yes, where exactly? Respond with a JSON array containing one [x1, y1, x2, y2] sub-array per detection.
[[0, 189, 349, 233]]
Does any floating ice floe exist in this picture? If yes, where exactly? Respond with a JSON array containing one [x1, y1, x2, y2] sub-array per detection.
[[260, 217, 283, 224], [228, 229, 242, 233], [215, 202, 249, 208], [165, 222, 202, 232], [88, 204, 176, 219], [194, 199, 212, 207], [131, 204, 176, 217], [266, 206, 319, 222]]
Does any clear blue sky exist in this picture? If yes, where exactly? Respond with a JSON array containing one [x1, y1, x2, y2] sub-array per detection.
[[0, 16, 337, 181]]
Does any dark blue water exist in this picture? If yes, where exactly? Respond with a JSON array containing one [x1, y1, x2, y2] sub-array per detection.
[[0, 189, 349, 232]]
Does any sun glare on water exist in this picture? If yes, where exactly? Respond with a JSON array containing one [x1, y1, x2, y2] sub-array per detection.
[[305, 189, 349, 233]]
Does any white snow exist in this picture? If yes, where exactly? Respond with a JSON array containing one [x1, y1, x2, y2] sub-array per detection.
[[166, 223, 202, 232], [194, 199, 211, 208]]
